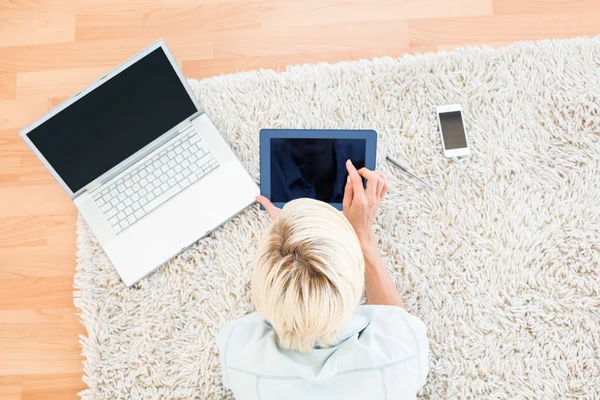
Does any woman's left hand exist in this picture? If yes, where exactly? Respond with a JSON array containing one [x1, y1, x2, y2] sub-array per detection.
[[256, 196, 281, 220]]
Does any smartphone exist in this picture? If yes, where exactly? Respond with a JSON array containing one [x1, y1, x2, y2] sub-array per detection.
[[436, 104, 469, 158]]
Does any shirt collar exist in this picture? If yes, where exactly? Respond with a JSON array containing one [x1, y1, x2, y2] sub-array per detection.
[[264, 314, 370, 350]]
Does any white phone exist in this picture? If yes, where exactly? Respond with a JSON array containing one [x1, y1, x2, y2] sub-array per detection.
[[436, 104, 470, 158]]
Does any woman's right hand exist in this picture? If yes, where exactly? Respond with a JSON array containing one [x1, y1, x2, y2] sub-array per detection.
[[342, 160, 388, 245]]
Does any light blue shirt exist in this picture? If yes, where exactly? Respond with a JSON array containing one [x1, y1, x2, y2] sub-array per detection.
[[217, 305, 429, 399]]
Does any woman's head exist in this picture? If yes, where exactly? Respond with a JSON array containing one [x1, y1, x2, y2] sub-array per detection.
[[252, 198, 365, 353]]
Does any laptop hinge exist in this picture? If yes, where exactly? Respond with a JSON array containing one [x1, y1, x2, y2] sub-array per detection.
[[86, 180, 102, 194]]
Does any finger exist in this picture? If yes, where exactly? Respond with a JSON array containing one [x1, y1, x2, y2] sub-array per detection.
[[256, 195, 281, 219], [376, 171, 387, 198], [358, 168, 380, 199], [346, 160, 365, 200], [342, 175, 354, 210]]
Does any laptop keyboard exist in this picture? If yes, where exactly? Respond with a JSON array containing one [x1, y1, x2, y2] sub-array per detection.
[[92, 131, 219, 234]]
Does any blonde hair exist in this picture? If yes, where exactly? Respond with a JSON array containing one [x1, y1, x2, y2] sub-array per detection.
[[252, 198, 365, 353]]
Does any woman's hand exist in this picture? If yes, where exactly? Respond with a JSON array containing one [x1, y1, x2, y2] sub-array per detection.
[[342, 160, 388, 245], [256, 195, 281, 220]]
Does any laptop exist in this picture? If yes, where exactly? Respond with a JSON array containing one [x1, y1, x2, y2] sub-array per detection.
[[20, 39, 259, 286]]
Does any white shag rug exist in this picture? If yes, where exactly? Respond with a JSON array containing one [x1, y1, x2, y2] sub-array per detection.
[[75, 36, 600, 399]]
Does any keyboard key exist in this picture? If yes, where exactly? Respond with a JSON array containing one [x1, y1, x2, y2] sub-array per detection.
[[132, 183, 141, 192], [124, 178, 133, 188], [100, 202, 112, 213], [140, 178, 149, 187], [168, 159, 176, 168], [160, 182, 169, 191], [139, 188, 147, 197], [189, 134, 200, 144], [174, 164, 183, 173], [190, 154, 198, 162], [97, 197, 106, 207], [183, 149, 191, 158], [124, 198, 133, 207], [160, 156, 169, 164], [117, 203, 125, 212], [132, 174, 140, 183], [146, 182, 154, 191], [111, 198, 119, 207], [125, 188, 134, 197], [132, 193, 140, 202], [181, 177, 191, 187], [148, 172, 157, 181], [106, 208, 118, 218], [153, 188, 162, 196], [118, 192, 126, 202], [161, 164, 170, 173], [109, 216, 119, 226], [147, 192, 156, 201], [175, 173, 184, 181], [134, 208, 145, 219], [131, 201, 141, 211], [175, 155, 184, 163], [120, 221, 129, 231], [143, 185, 181, 214], [167, 178, 177, 186], [147, 164, 155, 173], [190, 163, 199, 171], [182, 159, 190, 168], [117, 211, 126, 220], [160, 174, 168, 183], [139, 169, 148, 177], [167, 170, 176, 178], [182, 167, 191, 176]]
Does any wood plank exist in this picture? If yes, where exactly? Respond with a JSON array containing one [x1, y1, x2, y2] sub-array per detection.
[[0, 97, 49, 130], [0, 245, 76, 279], [0, 73, 17, 101], [0, 0, 160, 12], [408, 11, 600, 47], [0, 217, 48, 249], [183, 46, 437, 79], [16, 66, 112, 99], [0, 277, 77, 311], [261, 0, 493, 28], [0, 35, 212, 74], [0, 130, 29, 157], [492, 0, 600, 14], [0, 376, 22, 399], [75, 3, 265, 40], [212, 20, 410, 58], [0, 184, 74, 217], [0, 10, 75, 48], [0, 308, 79, 325], [0, 157, 20, 180]]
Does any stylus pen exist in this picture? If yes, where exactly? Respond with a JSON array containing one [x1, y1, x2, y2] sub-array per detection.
[[386, 156, 434, 190]]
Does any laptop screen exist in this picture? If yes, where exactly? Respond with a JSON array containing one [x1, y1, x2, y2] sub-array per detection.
[[26, 47, 198, 193]]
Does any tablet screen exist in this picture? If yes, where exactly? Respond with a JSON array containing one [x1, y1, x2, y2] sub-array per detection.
[[270, 138, 366, 203]]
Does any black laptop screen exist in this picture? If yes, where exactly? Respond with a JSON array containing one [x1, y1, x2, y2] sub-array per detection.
[[26, 47, 198, 193]]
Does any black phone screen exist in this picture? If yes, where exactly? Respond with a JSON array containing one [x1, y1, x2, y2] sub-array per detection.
[[440, 111, 467, 150]]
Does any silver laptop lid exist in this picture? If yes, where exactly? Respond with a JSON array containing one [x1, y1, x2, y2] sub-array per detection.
[[19, 39, 201, 199]]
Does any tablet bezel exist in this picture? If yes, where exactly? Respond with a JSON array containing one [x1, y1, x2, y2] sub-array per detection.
[[259, 129, 377, 211]]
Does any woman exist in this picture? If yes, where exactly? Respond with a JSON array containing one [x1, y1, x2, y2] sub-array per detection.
[[217, 160, 429, 399]]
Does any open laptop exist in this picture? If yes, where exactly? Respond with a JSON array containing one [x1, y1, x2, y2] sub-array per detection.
[[20, 39, 259, 286]]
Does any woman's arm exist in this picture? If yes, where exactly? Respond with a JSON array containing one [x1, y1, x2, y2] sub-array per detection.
[[359, 233, 405, 308], [343, 160, 405, 308]]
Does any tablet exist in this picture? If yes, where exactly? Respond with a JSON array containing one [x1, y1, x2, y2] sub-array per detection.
[[260, 129, 377, 211]]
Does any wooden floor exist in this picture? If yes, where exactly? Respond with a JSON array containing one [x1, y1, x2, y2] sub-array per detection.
[[0, 0, 598, 398]]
